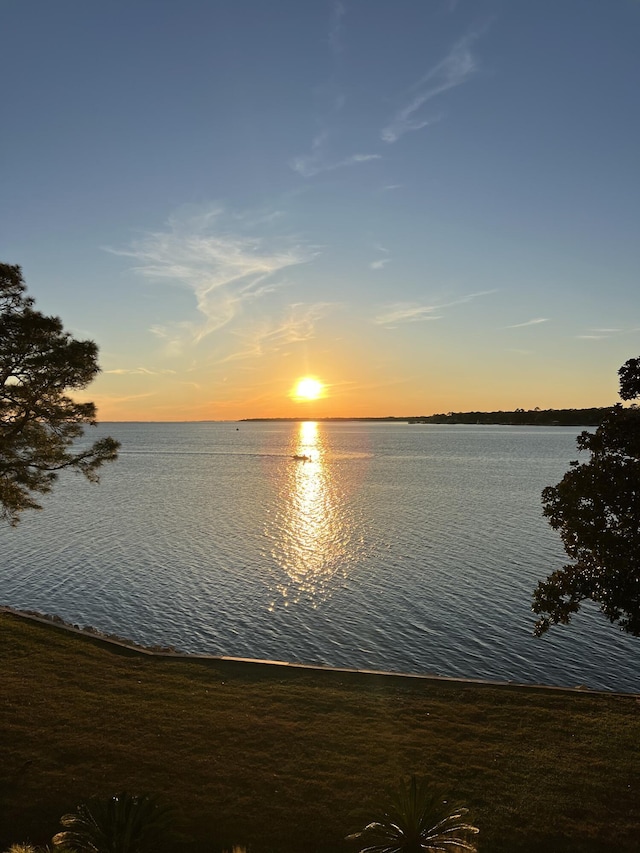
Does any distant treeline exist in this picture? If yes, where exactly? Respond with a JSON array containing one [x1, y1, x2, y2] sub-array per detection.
[[242, 408, 611, 426], [409, 408, 609, 426]]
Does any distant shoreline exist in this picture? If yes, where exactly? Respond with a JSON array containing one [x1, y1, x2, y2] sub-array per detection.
[[97, 407, 611, 426], [240, 407, 609, 427]]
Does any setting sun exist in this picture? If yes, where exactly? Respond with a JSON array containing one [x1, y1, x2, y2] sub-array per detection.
[[292, 377, 324, 401]]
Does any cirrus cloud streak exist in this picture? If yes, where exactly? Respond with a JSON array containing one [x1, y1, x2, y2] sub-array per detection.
[[107, 206, 319, 353]]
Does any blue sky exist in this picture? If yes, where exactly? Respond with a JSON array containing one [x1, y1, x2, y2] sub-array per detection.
[[2, 0, 639, 419]]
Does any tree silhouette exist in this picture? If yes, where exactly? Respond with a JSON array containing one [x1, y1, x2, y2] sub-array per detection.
[[533, 358, 640, 636], [0, 263, 119, 525]]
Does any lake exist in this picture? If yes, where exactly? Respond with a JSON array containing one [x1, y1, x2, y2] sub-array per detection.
[[1, 421, 638, 692]]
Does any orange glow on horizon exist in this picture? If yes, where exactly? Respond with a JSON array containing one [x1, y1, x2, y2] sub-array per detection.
[[86, 353, 621, 422]]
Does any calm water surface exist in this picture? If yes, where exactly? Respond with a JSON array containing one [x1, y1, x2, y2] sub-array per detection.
[[2, 422, 638, 692]]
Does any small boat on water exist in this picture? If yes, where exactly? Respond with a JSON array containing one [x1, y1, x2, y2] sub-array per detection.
[[292, 454, 311, 462]]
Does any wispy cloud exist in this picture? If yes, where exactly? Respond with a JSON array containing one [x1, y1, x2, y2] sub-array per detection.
[[381, 34, 479, 144], [291, 4, 383, 178], [370, 258, 391, 271], [576, 327, 626, 340], [92, 391, 157, 405], [291, 146, 381, 178], [507, 318, 549, 328], [104, 367, 177, 375], [381, 113, 442, 146], [218, 302, 337, 364], [373, 303, 442, 326], [106, 205, 317, 352], [374, 289, 495, 328], [369, 244, 391, 270]]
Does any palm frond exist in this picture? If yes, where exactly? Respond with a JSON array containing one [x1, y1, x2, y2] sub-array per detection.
[[347, 776, 479, 853], [52, 792, 172, 853]]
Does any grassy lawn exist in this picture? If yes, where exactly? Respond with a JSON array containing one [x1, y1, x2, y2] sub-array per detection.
[[0, 610, 638, 852]]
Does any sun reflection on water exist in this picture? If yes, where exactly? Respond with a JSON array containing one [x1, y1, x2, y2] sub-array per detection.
[[266, 421, 365, 606]]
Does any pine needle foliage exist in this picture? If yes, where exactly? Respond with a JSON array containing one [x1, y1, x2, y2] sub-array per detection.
[[0, 263, 119, 525]]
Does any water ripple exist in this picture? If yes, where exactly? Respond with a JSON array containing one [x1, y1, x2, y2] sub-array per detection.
[[1, 422, 638, 692]]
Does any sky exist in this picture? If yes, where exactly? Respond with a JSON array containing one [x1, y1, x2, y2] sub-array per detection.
[[2, 0, 639, 421]]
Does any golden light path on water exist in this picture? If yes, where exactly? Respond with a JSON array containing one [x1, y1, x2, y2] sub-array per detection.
[[267, 421, 365, 607]]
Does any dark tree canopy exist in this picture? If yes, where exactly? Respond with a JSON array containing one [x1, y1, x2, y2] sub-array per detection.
[[618, 357, 640, 401], [0, 263, 119, 526], [533, 358, 640, 636]]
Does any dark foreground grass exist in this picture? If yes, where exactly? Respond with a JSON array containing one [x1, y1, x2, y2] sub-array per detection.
[[0, 611, 638, 852]]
